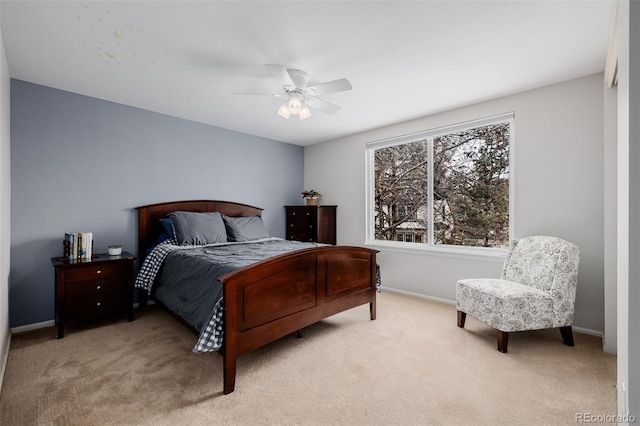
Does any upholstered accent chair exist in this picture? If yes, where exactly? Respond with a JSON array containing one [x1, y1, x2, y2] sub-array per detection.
[[456, 236, 580, 353]]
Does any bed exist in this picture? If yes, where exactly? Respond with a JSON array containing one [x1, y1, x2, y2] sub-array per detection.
[[135, 200, 379, 394]]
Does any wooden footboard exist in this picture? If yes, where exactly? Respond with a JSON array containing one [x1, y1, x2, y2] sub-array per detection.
[[218, 245, 378, 394]]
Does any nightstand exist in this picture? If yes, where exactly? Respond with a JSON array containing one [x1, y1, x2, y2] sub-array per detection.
[[51, 252, 136, 338]]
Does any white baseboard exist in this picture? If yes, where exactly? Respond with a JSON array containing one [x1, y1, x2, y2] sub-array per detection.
[[9, 302, 154, 335], [573, 326, 603, 338], [381, 286, 604, 338], [0, 331, 10, 395], [10, 319, 55, 334], [382, 286, 456, 306]]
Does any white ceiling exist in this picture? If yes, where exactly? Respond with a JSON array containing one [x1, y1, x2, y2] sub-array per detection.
[[1, 1, 613, 146]]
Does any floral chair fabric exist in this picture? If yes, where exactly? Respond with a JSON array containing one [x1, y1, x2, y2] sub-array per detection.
[[456, 236, 580, 352]]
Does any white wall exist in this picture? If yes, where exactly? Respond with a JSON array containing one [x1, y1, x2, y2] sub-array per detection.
[[306, 74, 605, 334], [0, 5, 12, 390], [628, 0, 640, 415], [616, 0, 640, 418], [603, 82, 617, 354]]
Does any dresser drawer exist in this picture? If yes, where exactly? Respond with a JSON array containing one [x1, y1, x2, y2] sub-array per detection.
[[66, 293, 128, 322], [286, 230, 316, 242], [286, 208, 317, 225], [64, 263, 128, 283], [65, 277, 128, 301]]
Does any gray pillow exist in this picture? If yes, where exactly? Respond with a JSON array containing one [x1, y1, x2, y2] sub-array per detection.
[[222, 215, 269, 242], [168, 211, 227, 245]]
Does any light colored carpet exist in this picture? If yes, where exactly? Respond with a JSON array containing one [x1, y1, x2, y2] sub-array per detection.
[[0, 292, 616, 426]]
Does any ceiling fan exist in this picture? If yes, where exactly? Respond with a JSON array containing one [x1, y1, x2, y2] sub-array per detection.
[[237, 64, 352, 120]]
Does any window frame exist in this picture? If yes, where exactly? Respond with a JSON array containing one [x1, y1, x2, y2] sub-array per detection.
[[365, 112, 515, 257]]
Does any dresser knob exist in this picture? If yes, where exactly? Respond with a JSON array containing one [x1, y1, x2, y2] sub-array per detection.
[[96, 285, 101, 290], [96, 302, 101, 306], [96, 270, 102, 274]]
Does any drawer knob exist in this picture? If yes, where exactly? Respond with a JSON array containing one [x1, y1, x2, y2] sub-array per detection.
[[96, 302, 101, 306], [96, 285, 101, 290], [96, 270, 102, 274]]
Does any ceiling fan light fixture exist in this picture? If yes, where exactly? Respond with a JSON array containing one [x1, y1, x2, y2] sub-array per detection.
[[277, 91, 311, 120], [287, 92, 303, 115], [277, 103, 291, 119], [298, 104, 311, 120]]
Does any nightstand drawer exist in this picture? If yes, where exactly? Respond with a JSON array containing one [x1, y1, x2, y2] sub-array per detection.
[[65, 277, 128, 301], [65, 263, 127, 283], [66, 293, 128, 322]]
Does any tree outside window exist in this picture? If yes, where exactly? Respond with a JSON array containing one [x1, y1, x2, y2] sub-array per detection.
[[370, 115, 511, 249]]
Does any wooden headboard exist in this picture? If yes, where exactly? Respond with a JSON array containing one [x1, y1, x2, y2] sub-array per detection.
[[135, 200, 264, 264]]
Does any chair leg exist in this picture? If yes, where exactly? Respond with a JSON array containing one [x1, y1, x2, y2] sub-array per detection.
[[560, 326, 575, 346], [457, 310, 466, 328], [496, 330, 509, 353]]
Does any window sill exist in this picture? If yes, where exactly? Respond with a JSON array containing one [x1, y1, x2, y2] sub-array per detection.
[[365, 239, 507, 260]]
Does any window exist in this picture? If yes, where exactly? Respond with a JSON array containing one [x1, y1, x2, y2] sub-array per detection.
[[366, 113, 513, 251]]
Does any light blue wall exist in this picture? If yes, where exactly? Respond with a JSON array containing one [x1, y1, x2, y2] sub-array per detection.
[[9, 79, 304, 327]]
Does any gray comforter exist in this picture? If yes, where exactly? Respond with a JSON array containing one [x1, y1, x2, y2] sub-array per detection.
[[153, 238, 321, 334]]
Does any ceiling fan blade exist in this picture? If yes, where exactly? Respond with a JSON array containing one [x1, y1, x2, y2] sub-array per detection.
[[306, 78, 352, 96], [305, 97, 341, 115], [265, 64, 296, 89], [233, 92, 284, 98]]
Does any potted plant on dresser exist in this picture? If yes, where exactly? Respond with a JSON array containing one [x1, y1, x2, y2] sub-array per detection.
[[301, 189, 321, 206]]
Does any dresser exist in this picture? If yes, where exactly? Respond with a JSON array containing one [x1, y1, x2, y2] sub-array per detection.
[[51, 252, 136, 338], [285, 205, 337, 245]]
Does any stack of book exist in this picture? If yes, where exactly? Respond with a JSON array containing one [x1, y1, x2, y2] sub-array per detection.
[[63, 232, 93, 260]]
